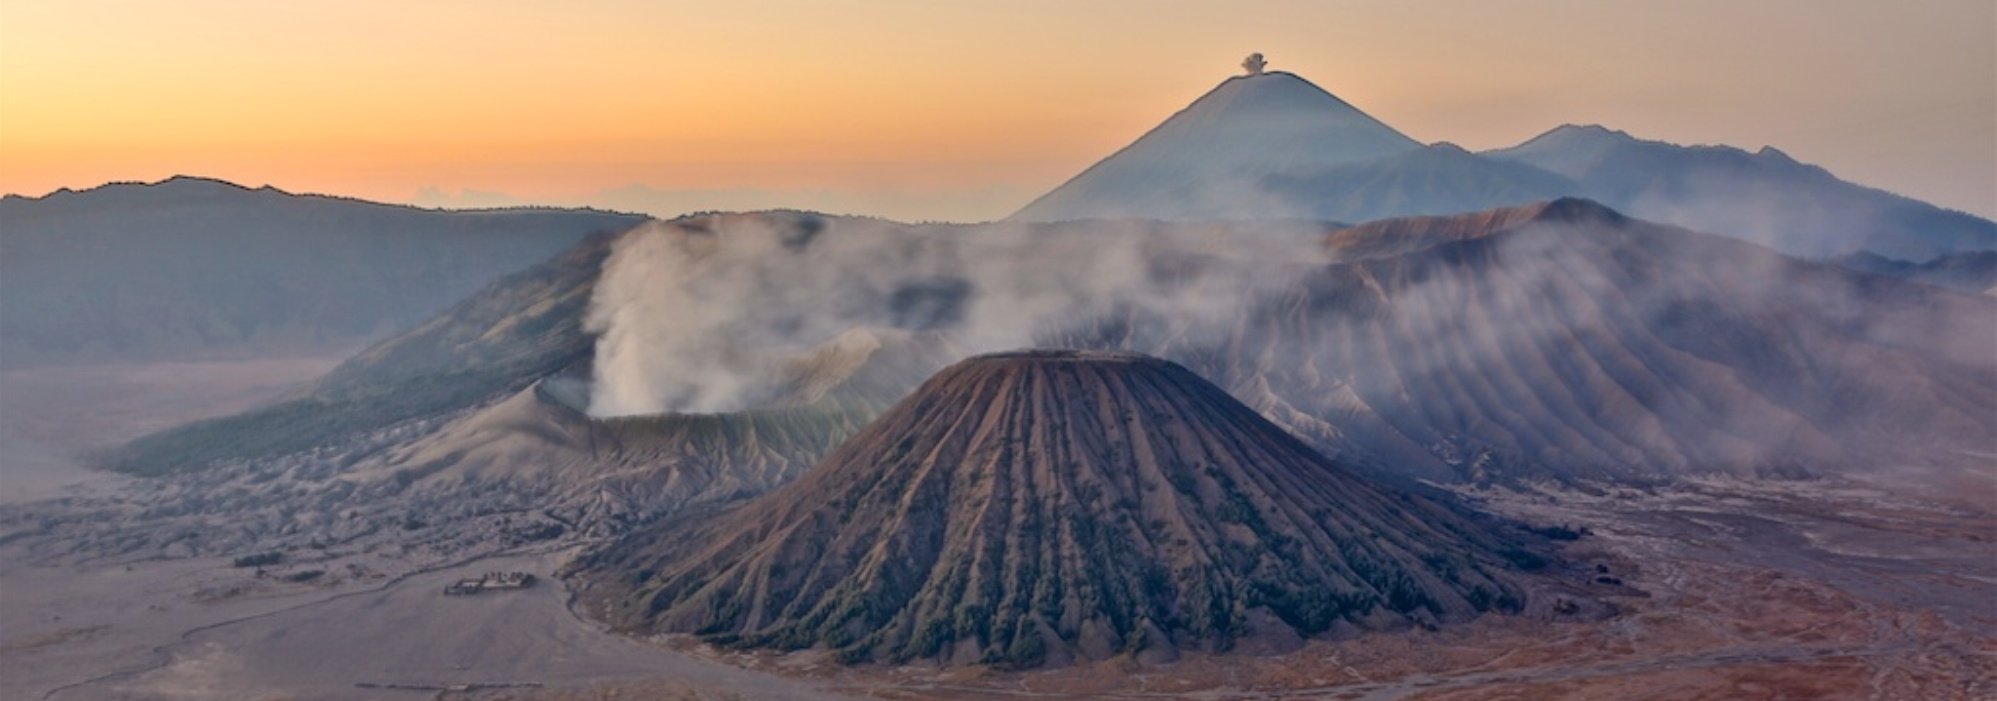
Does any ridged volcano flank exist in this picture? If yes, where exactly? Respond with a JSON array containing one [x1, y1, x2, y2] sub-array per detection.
[[580, 351, 1538, 667]]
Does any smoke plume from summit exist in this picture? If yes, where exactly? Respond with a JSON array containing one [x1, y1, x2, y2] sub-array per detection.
[[582, 214, 1328, 416]]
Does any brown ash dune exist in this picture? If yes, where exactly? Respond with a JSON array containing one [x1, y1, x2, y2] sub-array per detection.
[[577, 351, 1562, 668]]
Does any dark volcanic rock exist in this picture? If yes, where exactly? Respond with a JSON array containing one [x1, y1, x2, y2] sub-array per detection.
[[578, 351, 1541, 667]]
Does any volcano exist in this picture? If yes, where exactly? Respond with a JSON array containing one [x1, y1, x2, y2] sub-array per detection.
[[1010, 70, 1422, 222], [578, 351, 1548, 667], [1007, 68, 1993, 261]]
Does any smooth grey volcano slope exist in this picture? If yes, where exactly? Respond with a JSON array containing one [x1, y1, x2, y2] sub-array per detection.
[[1261, 143, 1582, 224], [1011, 71, 1422, 221], [0, 176, 641, 366], [578, 351, 1548, 667]]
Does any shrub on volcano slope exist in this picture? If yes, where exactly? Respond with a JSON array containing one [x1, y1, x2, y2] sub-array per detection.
[[578, 351, 1552, 667]]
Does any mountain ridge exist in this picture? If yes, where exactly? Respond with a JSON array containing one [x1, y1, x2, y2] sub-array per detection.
[[1009, 69, 1994, 261], [1485, 125, 1997, 259], [1, 175, 645, 367], [2, 174, 642, 217]]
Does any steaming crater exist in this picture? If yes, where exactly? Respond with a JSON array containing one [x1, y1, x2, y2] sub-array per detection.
[[552, 327, 958, 420], [582, 213, 1330, 418]]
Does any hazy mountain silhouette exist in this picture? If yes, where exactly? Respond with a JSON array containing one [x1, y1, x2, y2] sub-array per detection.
[[0, 176, 642, 367], [1009, 72, 1995, 261], [1011, 71, 1422, 222], [1487, 125, 1997, 260]]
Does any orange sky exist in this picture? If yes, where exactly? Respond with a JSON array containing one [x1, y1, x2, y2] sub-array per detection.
[[3, 0, 1992, 221]]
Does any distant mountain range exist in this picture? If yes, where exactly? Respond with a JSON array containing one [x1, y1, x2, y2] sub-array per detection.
[[10, 71, 1984, 367], [117, 201, 1996, 492], [1013, 72, 1995, 262], [0, 176, 642, 367], [1486, 125, 1997, 260], [78, 70, 1997, 559]]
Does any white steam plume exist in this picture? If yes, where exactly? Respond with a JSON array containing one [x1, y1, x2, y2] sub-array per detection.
[[583, 213, 1328, 416]]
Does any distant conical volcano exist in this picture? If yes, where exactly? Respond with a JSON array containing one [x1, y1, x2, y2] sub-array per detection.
[[578, 350, 1547, 667], [1011, 70, 1422, 222]]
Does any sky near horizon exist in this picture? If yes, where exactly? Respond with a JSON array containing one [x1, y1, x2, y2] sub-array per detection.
[[2, 1, 1992, 221]]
